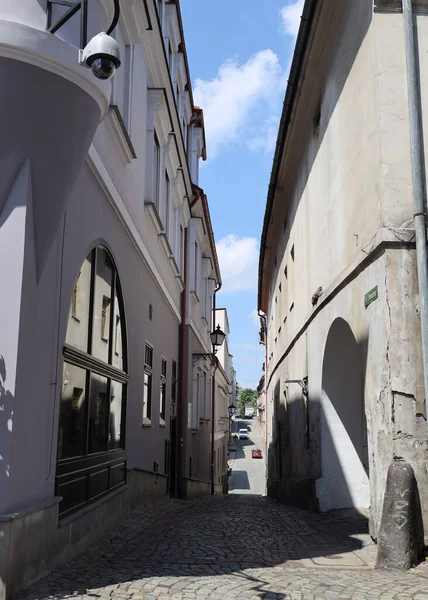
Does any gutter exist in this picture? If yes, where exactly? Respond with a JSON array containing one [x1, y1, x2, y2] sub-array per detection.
[[257, 0, 318, 311], [177, 225, 188, 498]]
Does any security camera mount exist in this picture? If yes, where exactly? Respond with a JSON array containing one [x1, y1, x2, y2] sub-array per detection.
[[46, 0, 120, 49]]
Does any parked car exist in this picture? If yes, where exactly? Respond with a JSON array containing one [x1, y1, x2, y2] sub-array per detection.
[[252, 448, 262, 459], [239, 428, 249, 440]]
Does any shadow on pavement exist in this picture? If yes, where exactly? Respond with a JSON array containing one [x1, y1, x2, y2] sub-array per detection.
[[17, 495, 373, 600]]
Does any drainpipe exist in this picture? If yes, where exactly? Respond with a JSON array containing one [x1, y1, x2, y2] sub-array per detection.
[[403, 0, 428, 423], [177, 226, 188, 497], [211, 286, 221, 495], [258, 309, 268, 494]]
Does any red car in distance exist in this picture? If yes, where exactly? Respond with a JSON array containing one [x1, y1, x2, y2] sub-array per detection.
[[252, 448, 262, 459]]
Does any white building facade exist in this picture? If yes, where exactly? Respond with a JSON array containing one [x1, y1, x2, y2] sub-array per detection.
[[0, 1, 224, 597]]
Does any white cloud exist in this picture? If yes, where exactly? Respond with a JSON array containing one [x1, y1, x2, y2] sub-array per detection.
[[280, 0, 304, 38], [233, 343, 260, 350], [193, 50, 283, 158], [216, 234, 259, 293], [248, 116, 280, 153]]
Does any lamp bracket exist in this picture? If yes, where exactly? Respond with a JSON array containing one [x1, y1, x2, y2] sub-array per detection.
[[192, 352, 217, 366], [285, 378, 308, 396]]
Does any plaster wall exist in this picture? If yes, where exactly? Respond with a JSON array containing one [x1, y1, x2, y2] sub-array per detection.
[[263, 1, 428, 539]]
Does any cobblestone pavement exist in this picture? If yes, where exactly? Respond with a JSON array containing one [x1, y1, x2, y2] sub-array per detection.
[[18, 494, 428, 600]]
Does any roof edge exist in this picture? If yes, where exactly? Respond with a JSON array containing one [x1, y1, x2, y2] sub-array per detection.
[[257, 0, 319, 311]]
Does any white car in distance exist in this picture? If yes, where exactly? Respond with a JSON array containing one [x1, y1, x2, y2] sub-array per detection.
[[239, 428, 249, 440]]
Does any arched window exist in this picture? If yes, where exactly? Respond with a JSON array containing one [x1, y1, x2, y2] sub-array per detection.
[[56, 247, 128, 518]]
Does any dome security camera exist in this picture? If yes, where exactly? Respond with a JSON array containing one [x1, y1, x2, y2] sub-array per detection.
[[78, 32, 121, 80]]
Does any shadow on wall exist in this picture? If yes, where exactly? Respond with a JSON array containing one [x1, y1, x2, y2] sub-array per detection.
[[0, 355, 14, 501]]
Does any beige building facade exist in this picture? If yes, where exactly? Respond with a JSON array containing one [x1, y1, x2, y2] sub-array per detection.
[[258, 0, 428, 546]]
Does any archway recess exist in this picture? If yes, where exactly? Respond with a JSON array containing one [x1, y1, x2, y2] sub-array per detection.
[[318, 317, 369, 511]]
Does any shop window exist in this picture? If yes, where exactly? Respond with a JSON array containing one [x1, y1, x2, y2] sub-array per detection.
[[57, 246, 128, 518]]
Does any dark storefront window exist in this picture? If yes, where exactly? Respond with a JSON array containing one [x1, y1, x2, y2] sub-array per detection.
[[56, 247, 128, 518]]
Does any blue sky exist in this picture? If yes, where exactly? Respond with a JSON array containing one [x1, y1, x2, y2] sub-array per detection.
[[180, 0, 303, 389]]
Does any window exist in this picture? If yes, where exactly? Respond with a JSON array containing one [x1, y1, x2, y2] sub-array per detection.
[[182, 118, 187, 149], [193, 242, 200, 297], [283, 265, 289, 321], [154, 133, 161, 210], [165, 171, 170, 236], [57, 247, 128, 518], [71, 270, 81, 320], [101, 296, 111, 341], [160, 357, 167, 423], [168, 41, 173, 75], [143, 343, 153, 423], [202, 371, 207, 419], [180, 226, 184, 275], [114, 316, 121, 356], [157, 0, 163, 26], [313, 101, 321, 137], [171, 360, 177, 407], [196, 371, 200, 423], [289, 245, 295, 312]]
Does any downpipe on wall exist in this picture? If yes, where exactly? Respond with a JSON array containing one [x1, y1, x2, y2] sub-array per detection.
[[403, 0, 428, 429], [377, 0, 428, 569]]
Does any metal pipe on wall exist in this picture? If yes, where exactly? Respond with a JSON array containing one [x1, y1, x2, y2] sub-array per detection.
[[177, 226, 189, 497], [211, 291, 218, 495], [402, 0, 428, 425]]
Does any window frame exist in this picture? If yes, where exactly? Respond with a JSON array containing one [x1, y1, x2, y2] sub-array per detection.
[[154, 132, 161, 211], [160, 356, 167, 425], [57, 246, 128, 519], [143, 342, 154, 425]]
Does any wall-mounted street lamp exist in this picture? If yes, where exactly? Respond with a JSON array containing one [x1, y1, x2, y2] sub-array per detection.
[[46, 0, 121, 79], [193, 325, 226, 365]]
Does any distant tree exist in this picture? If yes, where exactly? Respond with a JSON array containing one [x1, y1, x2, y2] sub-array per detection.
[[237, 388, 257, 414]]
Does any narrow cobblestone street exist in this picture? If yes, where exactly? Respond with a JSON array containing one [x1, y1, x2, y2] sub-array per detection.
[[18, 494, 428, 600]]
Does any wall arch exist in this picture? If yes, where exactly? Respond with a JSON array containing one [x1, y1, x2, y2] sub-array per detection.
[[317, 317, 369, 510]]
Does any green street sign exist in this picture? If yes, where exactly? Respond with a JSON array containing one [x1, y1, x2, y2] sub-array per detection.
[[364, 286, 378, 308]]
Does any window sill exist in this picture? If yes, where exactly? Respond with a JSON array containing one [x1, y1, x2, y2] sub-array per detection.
[[144, 202, 163, 235], [175, 274, 184, 292], [158, 231, 172, 259], [105, 105, 136, 163], [168, 255, 180, 276], [190, 290, 199, 305], [159, 419, 166, 427], [142, 418, 152, 427]]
